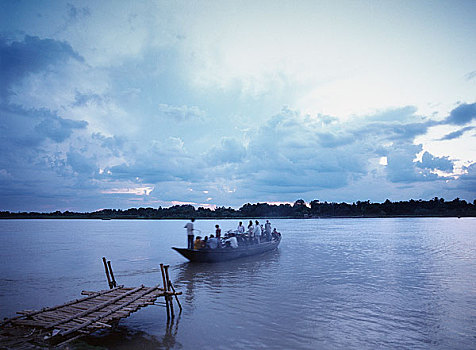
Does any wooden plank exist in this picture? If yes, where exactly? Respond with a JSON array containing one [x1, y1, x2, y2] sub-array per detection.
[[47, 286, 144, 329], [56, 285, 160, 339], [1, 287, 119, 327]]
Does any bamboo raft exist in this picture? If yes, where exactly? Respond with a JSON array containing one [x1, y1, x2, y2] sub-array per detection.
[[0, 259, 181, 349]]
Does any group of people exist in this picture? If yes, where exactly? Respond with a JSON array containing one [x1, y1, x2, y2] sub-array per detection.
[[184, 219, 280, 250]]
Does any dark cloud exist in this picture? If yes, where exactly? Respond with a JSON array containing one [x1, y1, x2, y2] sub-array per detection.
[[443, 103, 476, 125], [0, 103, 87, 146], [384, 144, 453, 183], [0, 35, 83, 100], [416, 151, 453, 172], [357, 120, 435, 142], [66, 150, 96, 175], [439, 126, 475, 141], [35, 115, 87, 143]]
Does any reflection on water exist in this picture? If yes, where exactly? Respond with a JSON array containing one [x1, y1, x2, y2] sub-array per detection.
[[1, 218, 475, 349], [76, 317, 181, 350], [173, 250, 281, 309]]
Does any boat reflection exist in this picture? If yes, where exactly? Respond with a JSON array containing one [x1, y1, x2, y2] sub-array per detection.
[[171, 249, 281, 308]]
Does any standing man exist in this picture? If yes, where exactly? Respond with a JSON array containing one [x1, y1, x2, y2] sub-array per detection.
[[264, 220, 272, 241], [185, 218, 195, 249]]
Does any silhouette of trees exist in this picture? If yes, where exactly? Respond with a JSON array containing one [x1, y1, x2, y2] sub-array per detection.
[[0, 197, 475, 219]]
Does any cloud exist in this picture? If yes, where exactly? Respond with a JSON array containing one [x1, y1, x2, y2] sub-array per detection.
[[0, 35, 83, 100], [439, 126, 475, 141], [67, 3, 91, 21], [66, 150, 97, 175], [464, 70, 476, 81], [35, 115, 87, 143], [103, 137, 202, 184], [416, 151, 453, 172], [454, 163, 476, 192], [206, 137, 247, 165], [157, 103, 206, 122], [443, 103, 476, 125], [0, 103, 87, 146]]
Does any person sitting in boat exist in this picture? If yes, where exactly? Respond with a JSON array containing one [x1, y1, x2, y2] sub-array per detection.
[[225, 233, 239, 248], [272, 228, 280, 240], [253, 220, 262, 244], [194, 236, 202, 250], [201, 236, 208, 249], [207, 234, 218, 249]]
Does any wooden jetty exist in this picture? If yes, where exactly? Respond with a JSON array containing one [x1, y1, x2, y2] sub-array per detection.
[[0, 259, 181, 349]]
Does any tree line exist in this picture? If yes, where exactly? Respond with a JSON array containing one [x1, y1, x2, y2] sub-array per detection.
[[1, 197, 475, 219]]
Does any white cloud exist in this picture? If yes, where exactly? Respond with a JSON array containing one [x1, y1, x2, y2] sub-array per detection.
[[102, 186, 154, 196]]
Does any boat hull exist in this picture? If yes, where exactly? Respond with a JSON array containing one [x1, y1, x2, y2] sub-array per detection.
[[172, 237, 281, 263]]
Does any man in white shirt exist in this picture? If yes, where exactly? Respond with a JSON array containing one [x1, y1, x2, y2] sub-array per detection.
[[237, 221, 245, 234], [184, 218, 195, 249], [226, 233, 239, 248], [253, 220, 261, 244], [264, 220, 272, 241]]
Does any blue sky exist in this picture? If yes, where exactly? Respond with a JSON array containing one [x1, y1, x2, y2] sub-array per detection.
[[0, 0, 475, 211]]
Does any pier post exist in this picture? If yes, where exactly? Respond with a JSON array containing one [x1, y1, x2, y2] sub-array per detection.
[[102, 257, 113, 289], [164, 265, 175, 318], [107, 260, 117, 288], [160, 263, 170, 320]]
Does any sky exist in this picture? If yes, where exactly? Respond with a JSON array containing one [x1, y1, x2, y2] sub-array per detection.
[[0, 0, 475, 212]]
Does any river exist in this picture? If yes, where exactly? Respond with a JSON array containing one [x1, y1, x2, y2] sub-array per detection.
[[0, 218, 474, 349]]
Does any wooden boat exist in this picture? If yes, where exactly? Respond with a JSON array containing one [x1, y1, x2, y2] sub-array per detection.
[[172, 234, 281, 263]]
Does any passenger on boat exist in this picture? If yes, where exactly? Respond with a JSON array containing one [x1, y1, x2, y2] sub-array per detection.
[[264, 220, 272, 241], [253, 220, 262, 243], [225, 233, 239, 248], [207, 234, 218, 249], [272, 228, 280, 240], [215, 224, 222, 239], [185, 218, 195, 249], [248, 220, 254, 233], [237, 221, 245, 234], [201, 236, 208, 249], [194, 236, 202, 250]]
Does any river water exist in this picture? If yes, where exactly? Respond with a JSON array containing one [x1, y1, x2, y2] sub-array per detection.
[[0, 218, 475, 349]]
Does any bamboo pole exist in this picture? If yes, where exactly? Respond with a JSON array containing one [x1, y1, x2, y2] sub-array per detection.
[[47, 285, 144, 328], [160, 264, 170, 320], [107, 261, 117, 288], [102, 257, 113, 289], [164, 265, 174, 318], [168, 281, 182, 312]]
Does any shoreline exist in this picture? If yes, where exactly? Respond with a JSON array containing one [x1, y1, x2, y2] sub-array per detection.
[[0, 215, 473, 220]]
